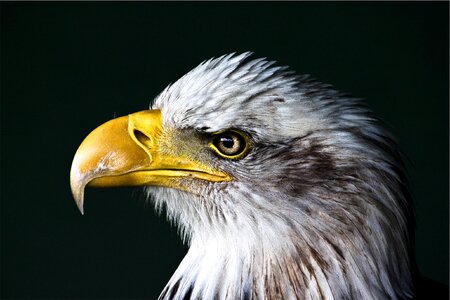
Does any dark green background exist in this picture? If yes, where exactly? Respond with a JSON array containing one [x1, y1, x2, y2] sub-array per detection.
[[1, 2, 448, 299]]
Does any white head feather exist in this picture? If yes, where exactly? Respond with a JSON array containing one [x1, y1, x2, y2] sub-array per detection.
[[147, 53, 414, 299]]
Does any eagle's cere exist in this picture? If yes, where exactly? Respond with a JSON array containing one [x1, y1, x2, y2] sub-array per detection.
[[70, 53, 415, 299]]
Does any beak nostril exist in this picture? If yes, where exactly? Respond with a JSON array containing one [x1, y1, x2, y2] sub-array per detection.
[[133, 129, 152, 148]]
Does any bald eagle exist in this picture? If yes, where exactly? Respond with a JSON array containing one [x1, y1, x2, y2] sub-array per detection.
[[70, 53, 420, 299]]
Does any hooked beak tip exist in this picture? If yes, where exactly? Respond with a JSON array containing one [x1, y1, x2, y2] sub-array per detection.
[[70, 169, 86, 215], [76, 196, 85, 215]]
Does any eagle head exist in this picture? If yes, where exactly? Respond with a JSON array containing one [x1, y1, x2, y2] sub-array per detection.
[[70, 53, 414, 299]]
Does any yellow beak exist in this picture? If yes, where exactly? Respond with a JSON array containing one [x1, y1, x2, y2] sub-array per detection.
[[70, 109, 231, 214]]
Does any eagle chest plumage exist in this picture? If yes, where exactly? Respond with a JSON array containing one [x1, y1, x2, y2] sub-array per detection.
[[70, 53, 414, 299]]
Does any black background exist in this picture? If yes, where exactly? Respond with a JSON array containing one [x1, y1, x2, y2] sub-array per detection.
[[1, 2, 448, 299]]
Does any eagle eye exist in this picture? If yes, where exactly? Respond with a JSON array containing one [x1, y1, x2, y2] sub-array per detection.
[[209, 130, 249, 159]]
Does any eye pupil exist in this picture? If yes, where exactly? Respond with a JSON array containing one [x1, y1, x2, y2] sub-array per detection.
[[220, 136, 234, 148]]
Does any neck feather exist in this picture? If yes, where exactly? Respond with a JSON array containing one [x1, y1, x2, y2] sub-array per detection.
[[158, 218, 412, 300]]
